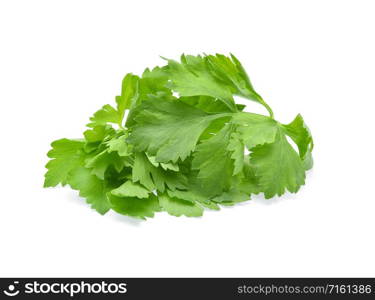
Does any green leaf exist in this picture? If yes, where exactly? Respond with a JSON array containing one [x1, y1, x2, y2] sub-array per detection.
[[44, 139, 85, 187], [126, 66, 172, 127], [132, 152, 187, 192], [250, 128, 305, 198], [85, 150, 125, 180], [166, 174, 209, 205], [127, 98, 230, 163], [283, 114, 314, 159], [111, 181, 150, 198], [205, 54, 258, 99], [67, 166, 110, 214], [138, 66, 171, 101], [108, 193, 160, 219], [159, 194, 203, 217], [206, 53, 273, 116], [232, 112, 278, 149], [106, 133, 132, 157], [88, 104, 121, 126], [44, 53, 313, 219], [104, 166, 133, 189], [166, 54, 237, 111], [83, 125, 115, 143], [302, 150, 314, 171], [192, 124, 238, 196], [227, 131, 244, 175], [146, 154, 179, 171], [179, 95, 233, 113], [116, 73, 140, 122], [283, 114, 314, 170], [211, 189, 250, 205], [239, 156, 261, 195]]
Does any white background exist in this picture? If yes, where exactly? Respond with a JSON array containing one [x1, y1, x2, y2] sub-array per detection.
[[1, 0, 374, 277]]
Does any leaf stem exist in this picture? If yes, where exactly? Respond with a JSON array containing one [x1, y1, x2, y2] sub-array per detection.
[[257, 95, 274, 119]]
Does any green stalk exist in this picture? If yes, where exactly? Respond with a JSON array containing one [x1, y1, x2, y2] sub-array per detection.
[[256, 94, 274, 119]]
